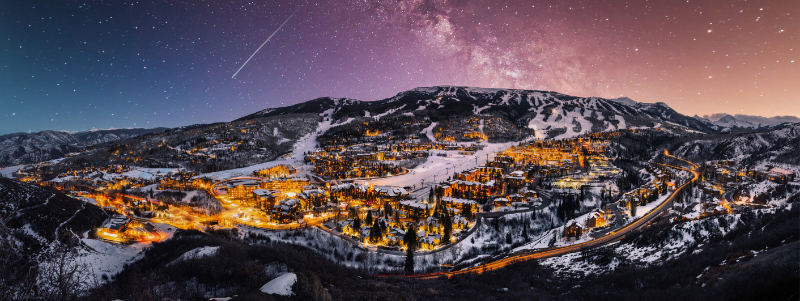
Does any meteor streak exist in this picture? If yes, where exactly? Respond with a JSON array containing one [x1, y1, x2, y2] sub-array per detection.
[[232, 8, 299, 79]]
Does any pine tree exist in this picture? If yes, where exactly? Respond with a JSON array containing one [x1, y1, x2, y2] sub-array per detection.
[[404, 243, 415, 274], [442, 210, 452, 244], [370, 219, 382, 244], [522, 222, 529, 242], [463, 204, 473, 221], [384, 202, 392, 217], [366, 211, 373, 227], [353, 216, 361, 231], [394, 209, 401, 225]]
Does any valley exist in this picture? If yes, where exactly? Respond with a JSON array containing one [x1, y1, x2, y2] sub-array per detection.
[[1, 86, 797, 301]]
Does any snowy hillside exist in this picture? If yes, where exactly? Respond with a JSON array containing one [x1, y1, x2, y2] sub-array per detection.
[[0, 177, 106, 253], [0, 128, 166, 167], [238, 86, 719, 139], [673, 123, 800, 164]]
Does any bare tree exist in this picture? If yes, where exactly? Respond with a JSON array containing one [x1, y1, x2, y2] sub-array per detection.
[[38, 231, 92, 301], [0, 217, 38, 301]]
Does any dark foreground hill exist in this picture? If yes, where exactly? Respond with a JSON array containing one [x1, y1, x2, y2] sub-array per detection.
[[82, 205, 798, 301]]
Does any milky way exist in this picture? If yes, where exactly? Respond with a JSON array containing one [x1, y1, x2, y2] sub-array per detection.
[[1, 0, 797, 133]]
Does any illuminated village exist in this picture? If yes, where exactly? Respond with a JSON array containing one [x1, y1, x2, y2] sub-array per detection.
[[5, 121, 795, 257]]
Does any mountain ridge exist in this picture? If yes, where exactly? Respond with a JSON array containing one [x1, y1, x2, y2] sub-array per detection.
[[0, 127, 168, 167], [237, 85, 719, 135]]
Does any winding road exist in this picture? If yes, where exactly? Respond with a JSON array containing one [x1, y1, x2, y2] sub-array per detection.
[[392, 153, 699, 279]]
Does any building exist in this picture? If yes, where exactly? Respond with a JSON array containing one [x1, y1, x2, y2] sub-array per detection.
[[271, 199, 301, 223], [97, 215, 131, 242], [563, 220, 584, 239], [372, 186, 410, 202], [298, 188, 327, 209], [417, 232, 442, 250], [261, 177, 311, 192], [253, 164, 297, 179], [398, 200, 429, 217], [227, 179, 261, 199], [439, 197, 478, 214], [586, 209, 607, 228], [254, 189, 281, 212]]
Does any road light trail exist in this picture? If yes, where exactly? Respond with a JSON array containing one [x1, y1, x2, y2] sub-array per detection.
[[232, 7, 299, 79], [382, 155, 699, 279]]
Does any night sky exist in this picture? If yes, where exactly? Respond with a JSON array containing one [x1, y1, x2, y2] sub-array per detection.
[[1, 0, 797, 134]]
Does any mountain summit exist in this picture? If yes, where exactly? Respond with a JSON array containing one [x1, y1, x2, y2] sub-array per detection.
[[239, 86, 718, 135]]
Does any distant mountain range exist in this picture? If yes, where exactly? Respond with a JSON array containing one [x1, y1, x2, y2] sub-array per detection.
[[692, 114, 794, 132], [0, 128, 166, 166], [673, 123, 800, 166], [2, 86, 796, 167]]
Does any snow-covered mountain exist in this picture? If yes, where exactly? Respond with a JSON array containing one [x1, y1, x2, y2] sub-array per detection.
[[691, 114, 793, 132], [239, 86, 720, 138], [0, 128, 166, 167], [0, 177, 105, 251], [71, 127, 168, 145], [713, 114, 759, 129], [0, 131, 81, 167], [672, 123, 800, 165]]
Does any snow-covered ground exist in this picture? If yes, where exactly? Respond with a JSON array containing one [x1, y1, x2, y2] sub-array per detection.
[[259, 273, 297, 296], [76, 238, 149, 283], [633, 193, 670, 218], [0, 165, 23, 178], [167, 246, 219, 266], [370, 141, 516, 190], [421, 122, 438, 142], [539, 247, 622, 277], [51, 166, 183, 183], [76, 222, 177, 284]]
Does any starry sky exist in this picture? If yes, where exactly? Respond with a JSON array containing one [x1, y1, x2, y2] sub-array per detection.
[[1, 0, 798, 134]]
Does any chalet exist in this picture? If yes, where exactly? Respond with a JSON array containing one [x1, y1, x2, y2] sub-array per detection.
[[439, 197, 478, 213], [452, 216, 469, 230], [505, 170, 527, 188], [444, 179, 499, 200], [372, 186, 410, 202], [492, 197, 514, 209], [421, 216, 440, 233], [585, 209, 607, 228], [254, 189, 281, 212], [563, 220, 584, 239], [398, 200, 429, 217], [700, 182, 723, 197], [271, 199, 301, 223], [385, 228, 406, 246], [298, 188, 327, 209], [419, 233, 441, 249], [749, 166, 796, 184], [336, 219, 354, 234], [359, 226, 372, 243], [331, 183, 370, 199]]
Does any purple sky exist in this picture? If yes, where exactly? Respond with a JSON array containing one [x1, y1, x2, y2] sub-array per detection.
[[1, 0, 797, 133]]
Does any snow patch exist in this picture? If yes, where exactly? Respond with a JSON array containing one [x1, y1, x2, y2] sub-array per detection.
[[259, 273, 297, 296], [168, 246, 219, 266]]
